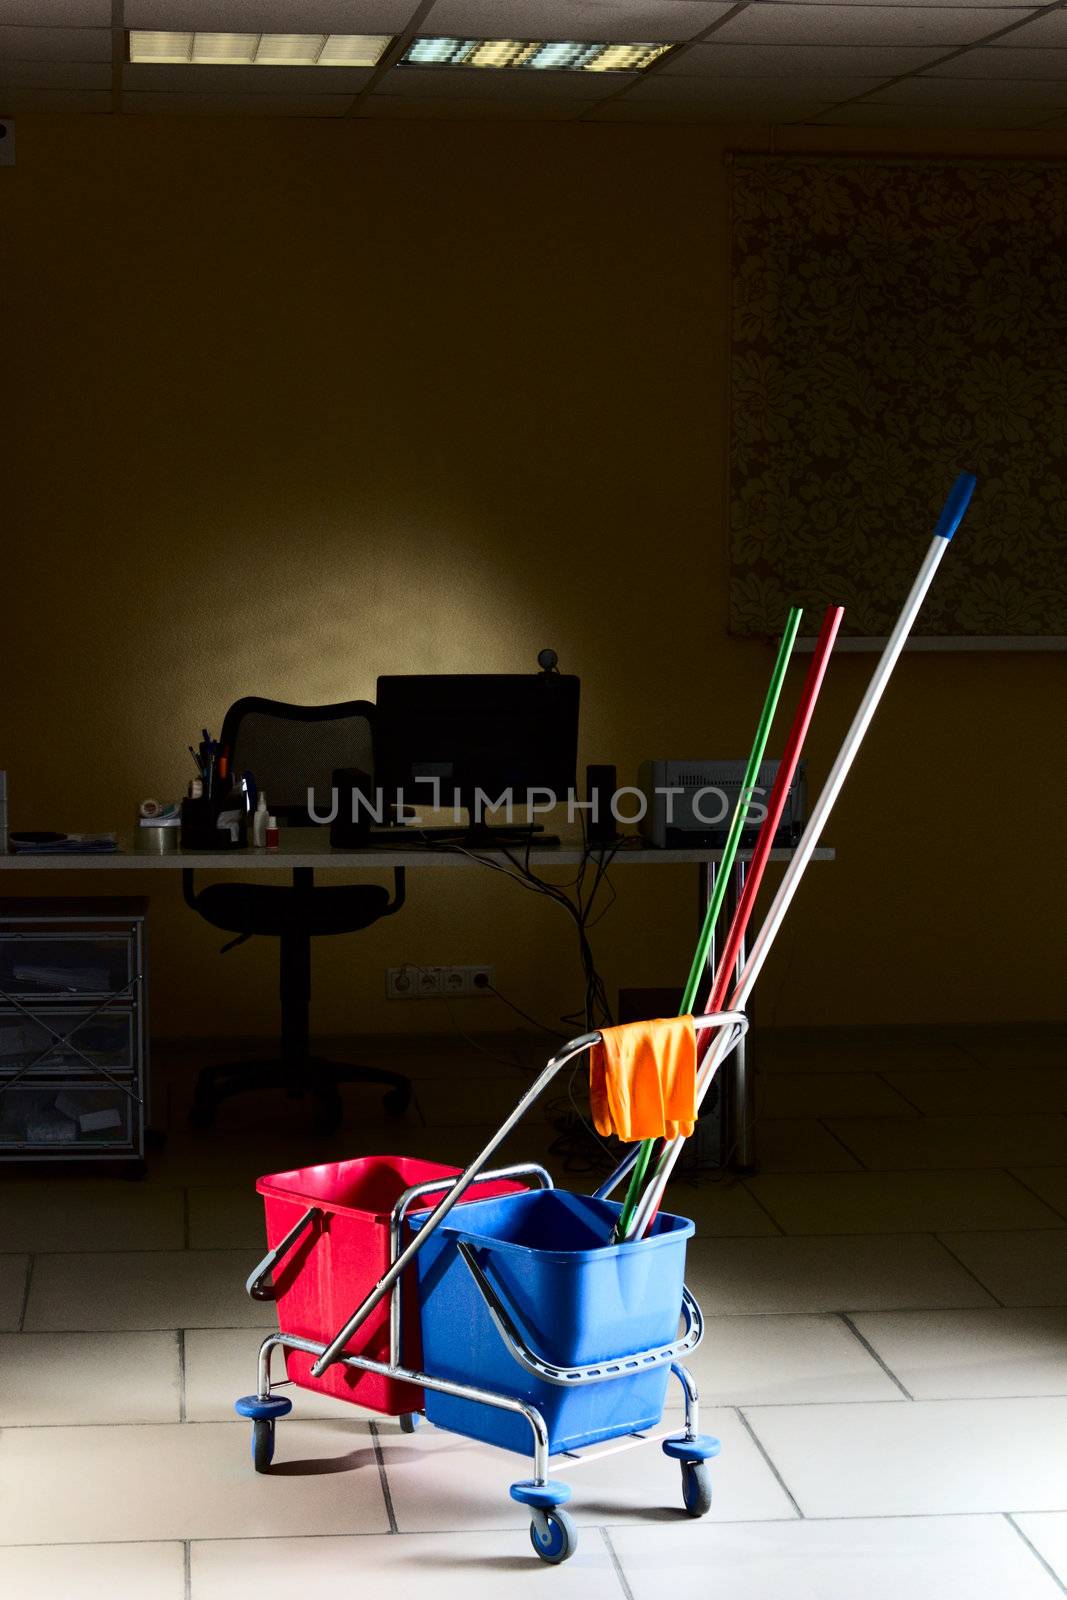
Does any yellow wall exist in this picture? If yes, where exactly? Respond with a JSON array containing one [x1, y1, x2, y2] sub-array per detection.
[[5, 114, 1066, 1038]]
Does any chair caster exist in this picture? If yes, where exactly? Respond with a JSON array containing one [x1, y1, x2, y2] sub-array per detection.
[[188, 1098, 215, 1129], [383, 1083, 411, 1117]]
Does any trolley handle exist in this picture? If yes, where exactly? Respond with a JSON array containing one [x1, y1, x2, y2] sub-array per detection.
[[456, 1239, 704, 1387], [245, 1205, 321, 1302]]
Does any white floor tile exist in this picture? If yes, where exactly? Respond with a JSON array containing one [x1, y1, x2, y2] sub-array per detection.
[[187, 1186, 266, 1249], [886, 1068, 1067, 1116], [758, 1071, 916, 1119], [0, 1420, 389, 1543], [679, 1313, 902, 1405], [1014, 1513, 1067, 1587], [749, 1120, 862, 1172], [0, 1255, 29, 1330], [184, 1328, 378, 1422], [824, 1115, 1067, 1170], [23, 1250, 276, 1331], [850, 1309, 1067, 1399], [685, 1234, 995, 1314], [0, 1540, 186, 1599], [0, 1330, 180, 1424], [379, 1409, 796, 1530], [757, 1034, 970, 1075], [611, 1514, 1065, 1599], [743, 1171, 1065, 1235], [662, 1178, 780, 1237], [744, 1396, 1067, 1517], [1015, 1169, 1067, 1222], [939, 1231, 1067, 1307], [0, 1181, 184, 1252], [190, 1529, 616, 1597]]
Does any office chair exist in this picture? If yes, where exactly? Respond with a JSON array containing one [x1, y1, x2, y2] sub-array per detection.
[[183, 696, 410, 1134]]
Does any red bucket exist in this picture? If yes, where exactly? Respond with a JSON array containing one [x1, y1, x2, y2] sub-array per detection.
[[256, 1155, 526, 1415]]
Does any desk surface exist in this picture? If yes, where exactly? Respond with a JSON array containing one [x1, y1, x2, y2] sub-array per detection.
[[0, 832, 835, 871]]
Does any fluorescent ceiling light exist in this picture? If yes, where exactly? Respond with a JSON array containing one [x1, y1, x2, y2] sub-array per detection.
[[398, 36, 673, 72], [128, 31, 392, 67]]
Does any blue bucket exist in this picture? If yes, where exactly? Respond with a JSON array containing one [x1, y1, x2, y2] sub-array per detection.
[[412, 1188, 694, 1455]]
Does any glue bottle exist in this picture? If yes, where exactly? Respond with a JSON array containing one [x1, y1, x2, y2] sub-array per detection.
[[253, 792, 269, 848]]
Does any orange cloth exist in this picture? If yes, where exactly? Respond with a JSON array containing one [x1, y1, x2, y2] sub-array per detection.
[[589, 1015, 698, 1142]]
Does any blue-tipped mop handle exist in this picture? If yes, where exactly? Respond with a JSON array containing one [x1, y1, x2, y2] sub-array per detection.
[[934, 470, 977, 541], [628, 470, 979, 1240]]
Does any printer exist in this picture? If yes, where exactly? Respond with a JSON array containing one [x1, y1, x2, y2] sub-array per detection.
[[637, 759, 806, 850]]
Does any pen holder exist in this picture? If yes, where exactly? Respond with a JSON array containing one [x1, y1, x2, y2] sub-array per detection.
[[180, 797, 247, 851]]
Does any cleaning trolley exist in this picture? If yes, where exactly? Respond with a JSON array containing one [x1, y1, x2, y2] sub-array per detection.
[[236, 1010, 747, 1564], [235, 475, 977, 1566]]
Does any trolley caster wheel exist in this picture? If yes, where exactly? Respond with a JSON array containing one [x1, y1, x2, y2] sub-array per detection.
[[680, 1460, 712, 1517], [529, 1508, 577, 1565], [398, 1412, 421, 1433], [252, 1419, 275, 1473], [383, 1084, 411, 1117], [234, 1393, 292, 1474]]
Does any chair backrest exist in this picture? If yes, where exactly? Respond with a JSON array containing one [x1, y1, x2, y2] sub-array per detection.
[[219, 697, 376, 827]]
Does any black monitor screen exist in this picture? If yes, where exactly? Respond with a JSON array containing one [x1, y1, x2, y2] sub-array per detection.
[[374, 673, 580, 811]]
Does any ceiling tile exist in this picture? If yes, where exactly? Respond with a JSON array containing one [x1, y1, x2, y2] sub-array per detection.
[[375, 62, 612, 95], [0, 0, 109, 20], [874, 75, 1067, 107], [125, 0, 417, 25], [932, 44, 1067, 76], [813, 101, 1047, 127], [660, 40, 949, 73], [0, 59, 110, 86], [618, 69, 887, 101], [123, 63, 373, 92], [989, 9, 1067, 46], [0, 86, 111, 109], [418, 0, 736, 43], [358, 92, 592, 117], [588, 94, 832, 119], [0, 25, 111, 60], [711, 3, 1021, 46], [121, 90, 353, 113]]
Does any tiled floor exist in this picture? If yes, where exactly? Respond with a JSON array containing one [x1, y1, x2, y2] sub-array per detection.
[[1, 1023, 1066, 1598]]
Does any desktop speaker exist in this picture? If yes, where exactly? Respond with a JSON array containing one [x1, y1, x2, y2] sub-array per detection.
[[330, 767, 375, 847], [585, 764, 618, 845]]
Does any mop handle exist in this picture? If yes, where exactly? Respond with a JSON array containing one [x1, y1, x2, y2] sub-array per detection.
[[628, 473, 976, 1239], [625, 604, 843, 1239], [705, 604, 844, 1020], [614, 606, 802, 1239]]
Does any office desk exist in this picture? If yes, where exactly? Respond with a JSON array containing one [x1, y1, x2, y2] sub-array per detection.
[[1, 834, 834, 1169]]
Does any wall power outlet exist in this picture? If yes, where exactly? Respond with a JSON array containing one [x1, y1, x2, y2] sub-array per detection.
[[387, 965, 495, 999]]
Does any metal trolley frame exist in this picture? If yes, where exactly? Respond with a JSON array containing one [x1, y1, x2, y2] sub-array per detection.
[[236, 1010, 747, 1565]]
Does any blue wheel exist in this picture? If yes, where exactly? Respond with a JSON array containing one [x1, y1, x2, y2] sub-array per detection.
[[681, 1460, 712, 1517], [530, 1507, 577, 1564], [252, 1418, 275, 1473]]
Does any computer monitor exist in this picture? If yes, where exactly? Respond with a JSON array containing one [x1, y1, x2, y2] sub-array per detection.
[[374, 669, 580, 840]]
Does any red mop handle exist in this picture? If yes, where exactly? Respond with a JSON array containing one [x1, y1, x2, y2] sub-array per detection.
[[638, 606, 844, 1234], [703, 604, 845, 1024]]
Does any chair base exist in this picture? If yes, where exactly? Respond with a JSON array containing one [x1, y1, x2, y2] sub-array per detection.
[[189, 1055, 412, 1134]]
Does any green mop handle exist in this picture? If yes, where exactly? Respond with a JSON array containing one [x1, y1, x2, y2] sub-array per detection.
[[613, 605, 803, 1239]]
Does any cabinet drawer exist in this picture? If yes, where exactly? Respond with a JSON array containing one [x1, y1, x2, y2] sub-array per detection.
[[0, 1084, 139, 1154], [0, 933, 134, 999], [0, 1008, 137, 1079]]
